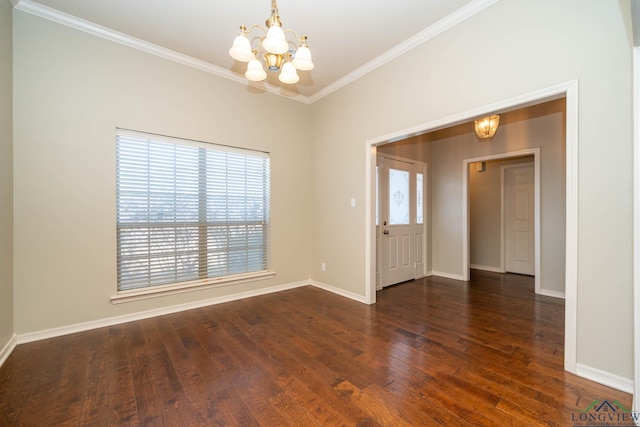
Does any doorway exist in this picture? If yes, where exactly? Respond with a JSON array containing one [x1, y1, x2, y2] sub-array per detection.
[[464, 149, 542, 293], [467, 155, 538, 283], [365, 81, 578, 373]]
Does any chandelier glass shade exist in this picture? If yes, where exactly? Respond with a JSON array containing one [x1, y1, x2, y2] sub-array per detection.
[[229, 0, 314, 84], [474, 115, 500, 139]]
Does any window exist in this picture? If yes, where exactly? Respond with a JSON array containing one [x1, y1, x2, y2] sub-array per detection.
[[388, 168, 410, 225], [116, 130, 270, 294]]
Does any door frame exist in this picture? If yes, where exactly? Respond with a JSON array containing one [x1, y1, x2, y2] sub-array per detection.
[[632, 45, 639, 412], [463, 152, 540, 293], [365, 80, 578, 373]]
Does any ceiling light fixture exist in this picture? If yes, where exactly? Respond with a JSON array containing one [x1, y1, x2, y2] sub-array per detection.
[[474, 115, 500, 139], [229, 0, 314, 84]]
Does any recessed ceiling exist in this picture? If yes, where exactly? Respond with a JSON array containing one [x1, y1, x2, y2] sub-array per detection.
[[14, 0, 492, 101]]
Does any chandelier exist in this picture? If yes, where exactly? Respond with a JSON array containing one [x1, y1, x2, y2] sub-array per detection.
[[474, 115, 500, 139], [228, 0, 314, 84]]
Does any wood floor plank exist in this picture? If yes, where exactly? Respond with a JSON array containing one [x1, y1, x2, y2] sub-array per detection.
[[0, 270, 634, 425]]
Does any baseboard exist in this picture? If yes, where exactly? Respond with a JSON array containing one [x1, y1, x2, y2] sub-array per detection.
[[469, 264, 504, 273], [431, 271, 466, 281], [17, 280, 310, 344], [309, 280, 368, 304], [426, 270, 434, 277], [576, 363, 635, 394], [539, 289, 566, 299], [0, 334, 17, 368]]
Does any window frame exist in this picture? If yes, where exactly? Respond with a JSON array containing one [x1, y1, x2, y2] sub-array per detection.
[[112, 129, 274, 304]]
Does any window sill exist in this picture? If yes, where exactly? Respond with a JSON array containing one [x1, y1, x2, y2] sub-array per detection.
[[111, 270, 276, 304]]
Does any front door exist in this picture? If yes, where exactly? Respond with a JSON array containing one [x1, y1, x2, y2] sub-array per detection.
[[379, 157, 416, 287]]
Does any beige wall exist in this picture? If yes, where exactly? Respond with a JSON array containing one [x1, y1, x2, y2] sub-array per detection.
[[433, 100, 566, 293], [0, 0, 14, 350], [12, 11, 312, 334], [310, 0, 633, 380]]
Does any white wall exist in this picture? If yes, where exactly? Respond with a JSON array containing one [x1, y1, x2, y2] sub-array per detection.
[[0, 0, 14, 352], [310, 0, 634, 381], [12, 11, 312, 334]]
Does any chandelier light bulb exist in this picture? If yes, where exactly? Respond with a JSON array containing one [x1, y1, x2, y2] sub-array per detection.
[[228, 34, 253, 62], [245, 58, 267, 81], [292, 45, 314, 71], [278, 62, 299, 84], [263, 25, 289, 54]]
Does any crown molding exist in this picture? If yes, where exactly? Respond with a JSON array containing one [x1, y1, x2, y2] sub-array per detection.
[[11, 0, 312, 104], [308, 0, 499, 103], [12, 0, 497, 105]]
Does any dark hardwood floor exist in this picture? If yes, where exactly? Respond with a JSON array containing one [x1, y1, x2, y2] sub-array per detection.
[[0, 270, 634, 426]]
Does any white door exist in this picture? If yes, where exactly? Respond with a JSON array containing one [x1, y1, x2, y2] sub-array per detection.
[[379, 157, 415, 287], [505, 164, 535, 275]]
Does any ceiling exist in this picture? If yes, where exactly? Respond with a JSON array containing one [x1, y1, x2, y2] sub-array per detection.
[[13, 0, 494, 102]]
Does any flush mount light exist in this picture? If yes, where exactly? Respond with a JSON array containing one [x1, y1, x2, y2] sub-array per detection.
[[229, 0, 314, 84], [474, 115, 500, 139]]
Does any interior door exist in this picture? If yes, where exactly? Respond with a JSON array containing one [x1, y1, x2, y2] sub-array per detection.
[[505, 164, 535, 275], [380, 157, 415, 287]]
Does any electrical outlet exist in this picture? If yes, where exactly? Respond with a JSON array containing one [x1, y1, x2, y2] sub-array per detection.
[[321, 262, 326, 272]]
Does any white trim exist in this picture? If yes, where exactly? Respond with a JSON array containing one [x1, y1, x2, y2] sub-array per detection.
[[469, 264, 504, 273], [307, 0, 498, 103], [431, 271, 466, 281], [309, 280, 368, 304], [11, 0, 310, 104], [500, 165, 506, 273], [633, 45, 640, 413], [17, 280, 309, 344], [111, 271, 276, 304], [366, 80, 578, 376], [539, 289, 565, 300], [0, 334, 17, 368], [564, 81, 579, 374], [576, 364, 635, 394], [463, 151, 540, 292], [366, 144, 377, 304], [11, 0, 497, 105], [16, 280, 369, 344]]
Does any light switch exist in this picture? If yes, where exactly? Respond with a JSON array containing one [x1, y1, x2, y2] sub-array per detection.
[[350, 197, 356, 207]]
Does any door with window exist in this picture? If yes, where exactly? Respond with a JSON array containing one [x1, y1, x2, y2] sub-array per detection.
[[378, 156, 425, 287]]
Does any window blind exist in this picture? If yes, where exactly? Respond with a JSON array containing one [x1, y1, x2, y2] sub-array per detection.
[[116, 130, 270, 292]]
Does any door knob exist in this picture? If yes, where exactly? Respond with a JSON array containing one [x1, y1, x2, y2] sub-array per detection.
[[383, 230, 389, 235]]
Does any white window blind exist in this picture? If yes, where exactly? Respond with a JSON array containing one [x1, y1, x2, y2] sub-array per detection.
[[116, 130, 270, 292]]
